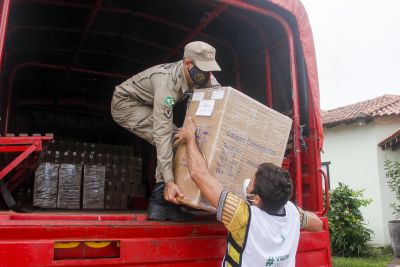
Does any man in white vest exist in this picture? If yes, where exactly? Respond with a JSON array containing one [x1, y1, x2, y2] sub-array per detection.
[[172, 116, 323, 267]]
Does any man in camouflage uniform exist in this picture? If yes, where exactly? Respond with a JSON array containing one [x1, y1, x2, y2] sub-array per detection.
[[111, 41, 221, 221]]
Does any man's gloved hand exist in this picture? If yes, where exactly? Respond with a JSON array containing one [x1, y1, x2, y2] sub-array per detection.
[[164, 181, 184, 204]]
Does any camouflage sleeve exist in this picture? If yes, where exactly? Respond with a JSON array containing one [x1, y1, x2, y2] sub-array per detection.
[[151, 74, 176, 183]]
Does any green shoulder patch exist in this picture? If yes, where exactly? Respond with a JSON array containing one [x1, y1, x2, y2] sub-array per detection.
[[164, 96, 176, 107]]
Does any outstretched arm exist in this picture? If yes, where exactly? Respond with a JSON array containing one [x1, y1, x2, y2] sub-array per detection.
[[174, 116, 223, 208], [299, 208, 323, 232]]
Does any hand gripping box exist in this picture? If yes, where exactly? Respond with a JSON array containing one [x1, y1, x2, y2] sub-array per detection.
[[173, 87, 292, 211]]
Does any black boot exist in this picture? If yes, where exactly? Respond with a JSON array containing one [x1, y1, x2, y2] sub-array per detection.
[[147, 182, 193, 222]]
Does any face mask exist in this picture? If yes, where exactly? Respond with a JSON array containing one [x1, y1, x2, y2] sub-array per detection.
[[243, 178, 256, 205], [188, 64, 210, 86]]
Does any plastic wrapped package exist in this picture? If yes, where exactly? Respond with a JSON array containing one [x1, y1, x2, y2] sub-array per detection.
[[35, 140, 144, 210], [53, 151, 60, 163], [82, 165, 105, 209], [33, 163, 59, 208], [87, 153, 95, 164], [71, 152, 78, 164], [97, 154, 104, 165], [128, 156, 143, 171], [120, 168, 127, 183], [105, 154, 112, 167], [57, 164, 82, 209], [63, 151, 72, 163]]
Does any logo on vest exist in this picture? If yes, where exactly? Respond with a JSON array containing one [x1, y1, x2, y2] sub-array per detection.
[[265, 257, 275, 267], [280, 233, 286, 243], [265, 254, 290, 267]]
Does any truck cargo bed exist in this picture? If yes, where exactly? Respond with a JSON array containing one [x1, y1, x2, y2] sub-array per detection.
[[0, 211, 330, 267]]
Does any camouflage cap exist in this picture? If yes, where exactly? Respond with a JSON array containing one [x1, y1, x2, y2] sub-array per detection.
[[184, 41, 221, 72]]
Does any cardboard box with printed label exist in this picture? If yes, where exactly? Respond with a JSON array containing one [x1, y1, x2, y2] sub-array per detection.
[[173, 87, 292, 211]]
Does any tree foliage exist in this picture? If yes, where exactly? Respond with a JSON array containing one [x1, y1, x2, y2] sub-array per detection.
[[384, 159, 400, 219], [328, 183, 375, 257]]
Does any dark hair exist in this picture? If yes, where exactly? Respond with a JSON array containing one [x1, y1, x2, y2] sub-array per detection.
[[252, 162, 293, 213]]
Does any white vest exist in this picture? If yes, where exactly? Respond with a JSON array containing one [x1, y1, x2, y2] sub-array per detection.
[[239, 202, 300, 267]]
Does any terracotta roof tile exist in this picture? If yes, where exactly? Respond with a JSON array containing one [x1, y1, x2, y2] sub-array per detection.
[[378, 128, 400, 150], [322, 94, 400, 126]]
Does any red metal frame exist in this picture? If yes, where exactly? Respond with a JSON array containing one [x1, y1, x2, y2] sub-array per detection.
[[196, 0, 268, 45], [14, 0, 90, 9], [0, 0, 10, 70], [0, 135, 52, 181], [320, 168, 330, 216], [7, 26, 170, 51], [162, 4, 228, 62], [219, 0, 303, 207], [3, 0, 322, 211], [13, 98, 110, 115], [9, 3, 241, 61], [5, 168, 32, 193], [265, 48, 273, 108], [0, 1, 331, 266], [9, 1, 242, 85], [303, 82, 324, 212], [6, 25, 241, 86], [0, 211, 331, 266], [6, 47, 155, 67], [70, 0, 102, 67], [0, 212, 228, 266], [2, 62, 129, 134]]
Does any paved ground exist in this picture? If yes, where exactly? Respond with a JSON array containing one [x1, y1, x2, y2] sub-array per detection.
[[388, 257, 400, 267]]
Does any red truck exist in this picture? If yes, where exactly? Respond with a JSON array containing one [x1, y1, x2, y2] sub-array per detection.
[[0, 0, 332, 266]]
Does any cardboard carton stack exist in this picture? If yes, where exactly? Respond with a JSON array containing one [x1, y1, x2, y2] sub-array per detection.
[[33, 141, 144, 210], [174, 87, 292, 211]]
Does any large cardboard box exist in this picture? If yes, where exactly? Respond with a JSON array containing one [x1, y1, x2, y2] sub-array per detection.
[[174, 87, 292, 211]]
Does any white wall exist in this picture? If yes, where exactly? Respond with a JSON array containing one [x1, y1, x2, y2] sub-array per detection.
[[375, 116, 400, 244], [322, 116, 400, 246]]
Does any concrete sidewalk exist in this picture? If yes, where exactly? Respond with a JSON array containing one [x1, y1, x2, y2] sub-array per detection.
[[388, 257, 400, 267]]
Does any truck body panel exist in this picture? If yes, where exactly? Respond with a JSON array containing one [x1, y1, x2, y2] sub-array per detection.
[[0, 0, 332, 266]]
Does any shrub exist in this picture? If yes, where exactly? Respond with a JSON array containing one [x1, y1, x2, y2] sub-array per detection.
[[328, 182, 375, 257], [384, 159, 400, 219]]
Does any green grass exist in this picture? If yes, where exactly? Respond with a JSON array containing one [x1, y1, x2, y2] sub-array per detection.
[[332, 255, 392, 267], [332, 246, 393, 267], [332, 254, 392, 267]]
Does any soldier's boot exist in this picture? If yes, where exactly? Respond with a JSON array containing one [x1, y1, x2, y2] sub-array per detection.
[[147, 182, 193, 222]]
